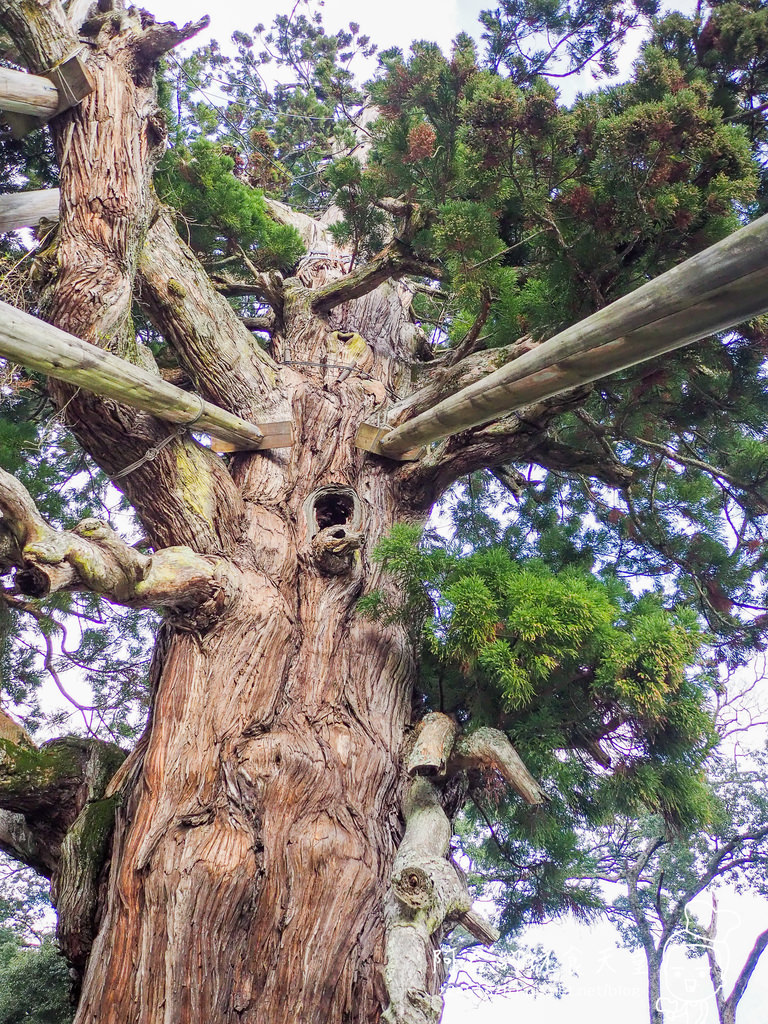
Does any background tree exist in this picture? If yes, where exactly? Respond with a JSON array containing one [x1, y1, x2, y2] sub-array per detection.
[[0, 855, 71, 1024], [581, 754, 768, 1024], [0, 0, 767, 1022]]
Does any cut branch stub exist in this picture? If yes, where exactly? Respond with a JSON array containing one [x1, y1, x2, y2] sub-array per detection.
[[450, 727, 547, 805], [392, 864, 436, 911], [407, 713, 458, 778], [456, 908, 501, 945]]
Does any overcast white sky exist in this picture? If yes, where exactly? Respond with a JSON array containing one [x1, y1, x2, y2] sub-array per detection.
[[62, 0, 768, 1020]]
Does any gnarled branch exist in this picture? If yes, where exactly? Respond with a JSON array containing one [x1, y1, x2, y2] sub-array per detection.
[[399, 388, 592, 509], [312, 238, 439, 315], [383, 778, 496, 1024], [0, 467, 242, 613], [450, 727, 547, 805]]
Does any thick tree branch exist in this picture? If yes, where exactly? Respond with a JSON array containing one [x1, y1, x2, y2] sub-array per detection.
[[133, 12, 210, 64], [138, 209, 282, 415], [0, 0, 78, 72], [0, 809, 54, 876], [388, 337, 540, 429], [449, 727, 547, 805], [0, 729, 124, 877], [726, 925, 768, 1015], [1, 4, 251, 554], [311, 238, 439, 315], [399, 388, 592, 509], [383, 778, 496, 1024], [0, 467, 242, 613]]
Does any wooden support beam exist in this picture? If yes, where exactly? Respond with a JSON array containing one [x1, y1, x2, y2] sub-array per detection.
[[371, 214, 768, 457], [0, 55, 93, 137], [0, 65, 59, 117], [0, 188, 60, 234], [0, 300, 292, 452]]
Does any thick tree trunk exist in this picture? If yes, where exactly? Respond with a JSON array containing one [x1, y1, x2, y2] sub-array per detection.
[[70, 268, 424, 1022], [648, 952, 664, 1024], [0, 8, 497, 1021]]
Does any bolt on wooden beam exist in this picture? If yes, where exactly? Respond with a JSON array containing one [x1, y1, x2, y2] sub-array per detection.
[[0, 65, 59, 117], [0, 299, 292, 452], [369, 213, 768, 457]]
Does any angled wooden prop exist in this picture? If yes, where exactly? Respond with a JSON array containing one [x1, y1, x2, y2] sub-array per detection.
[[0, 300, 292, 452], [364, 213, 768, 457], [0, 55, 93, 137]]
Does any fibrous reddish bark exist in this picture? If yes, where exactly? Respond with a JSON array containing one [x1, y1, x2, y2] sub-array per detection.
[[0, 5, 554, 1022]]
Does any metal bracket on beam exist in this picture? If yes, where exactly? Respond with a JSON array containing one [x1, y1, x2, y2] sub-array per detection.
[[3, 54, 93, 139], [354, 422, 422, 462]]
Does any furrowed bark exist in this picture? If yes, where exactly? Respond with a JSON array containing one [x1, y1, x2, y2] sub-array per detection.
[[138, 208, 282, 415], [2, 0, 242, 554], [67, 220, 430, 1024], [0, 466, 241, 611], [0, 0, 78, 70]]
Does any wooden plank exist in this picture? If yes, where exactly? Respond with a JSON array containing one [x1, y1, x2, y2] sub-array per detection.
[[209, 421, 293, 452], [376, 214, 768, 456], [0, 299, 293, 452], [0, 188, 60, 233], [354, 421, 422, 461]]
